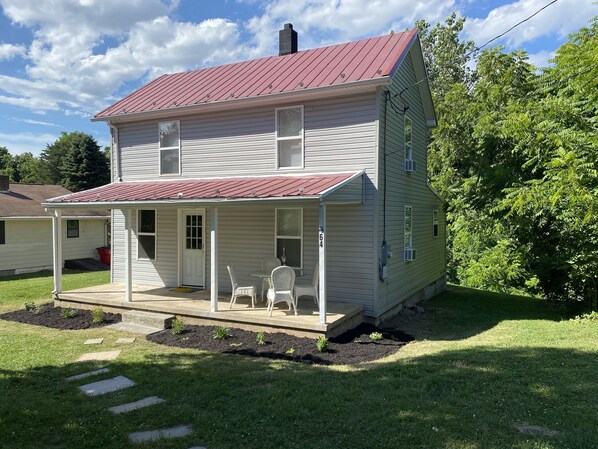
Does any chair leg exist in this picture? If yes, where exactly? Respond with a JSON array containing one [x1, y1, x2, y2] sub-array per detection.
[[268, 300, 273, 317], [229, 292, 236, 309], [251, 290, 255, 308], [292, 298, 297, 315]]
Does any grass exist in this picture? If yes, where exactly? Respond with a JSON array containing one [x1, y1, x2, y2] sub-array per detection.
[[0, 283, 596, 449], [0, 270, 109, 312]]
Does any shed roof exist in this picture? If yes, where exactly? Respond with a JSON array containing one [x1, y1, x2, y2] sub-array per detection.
[[94, 29, 418, 120], [0, 183, 109, 218], [45, 172, 362, 207]]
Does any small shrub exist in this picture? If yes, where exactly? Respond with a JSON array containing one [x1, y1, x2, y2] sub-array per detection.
[[570, 311, 598, 323], [369, 331, 383, 341], [24, 302, 39, 314], [213, 326, 231, 340], [352, 337, 362, 344], [91, 307, 105, 324], [60, 308, 77, 319], [285, 347, 295, 354], [256, 330, 267, 346], [171, 316, 184, 335], [316, 335, 329, 353]]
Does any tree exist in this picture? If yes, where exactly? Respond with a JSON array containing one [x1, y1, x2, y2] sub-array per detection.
[[60, 132, 110, 192], [39, 132, 71, 185], [0, 146, 13, 178], [12, 152, 42, 183]]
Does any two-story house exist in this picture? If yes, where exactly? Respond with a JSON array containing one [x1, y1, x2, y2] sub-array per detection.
[[45, 25, 445, 336]]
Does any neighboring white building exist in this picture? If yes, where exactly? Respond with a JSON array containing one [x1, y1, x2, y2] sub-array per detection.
[[45, 25, 446, 332], [0, 175, 109, 276]]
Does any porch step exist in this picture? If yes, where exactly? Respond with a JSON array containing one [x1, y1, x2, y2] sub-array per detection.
[[108, 322, 164, 335], [121, 310, 174, 330]]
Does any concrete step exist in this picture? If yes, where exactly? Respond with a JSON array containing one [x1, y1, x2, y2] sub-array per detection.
[[108, 322, 164, 335], [121, 310, 174, 329]]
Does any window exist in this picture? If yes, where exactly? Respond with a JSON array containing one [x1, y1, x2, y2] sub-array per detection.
[[159, 121, 180, 175], [275, 208, 302, 268], [276, 106, 303, 169], [404, 116, 412, 161], [0, 221, 4, 245], [67, 220, 79, 238], [433, 209, 439, 238], [404, 206, 412, 249], [138, 210, 156, 260]]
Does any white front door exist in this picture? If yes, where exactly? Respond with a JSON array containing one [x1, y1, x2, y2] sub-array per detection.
[[182, 212, 204, 286]]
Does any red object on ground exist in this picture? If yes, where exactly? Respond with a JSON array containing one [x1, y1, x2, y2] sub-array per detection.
[[97, 247, 111, 266]]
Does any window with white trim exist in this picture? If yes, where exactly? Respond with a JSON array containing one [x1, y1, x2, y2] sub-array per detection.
[[0, 220, 4, 245], [404, 206, 412, 249], [276, 106, 303, 169], [275, 208, 302, 268], [433, 209, 439, 238], [138, 210, 156, 260], [159, 121, 180, 175], [67, 220, 79, 238], [404, 116, 412, 162]]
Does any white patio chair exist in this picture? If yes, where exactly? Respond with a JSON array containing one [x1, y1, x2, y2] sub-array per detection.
[[267, 266, 297, 316], [227, 265, 256, 309], [260, 256, 282, 301], [294, 262, 319, 306]]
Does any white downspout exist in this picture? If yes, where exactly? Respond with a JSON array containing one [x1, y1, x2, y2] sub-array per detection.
[[107, 122, 122, 182]]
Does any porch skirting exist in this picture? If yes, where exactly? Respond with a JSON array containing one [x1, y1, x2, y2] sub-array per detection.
[[56, 283, 363, 338]]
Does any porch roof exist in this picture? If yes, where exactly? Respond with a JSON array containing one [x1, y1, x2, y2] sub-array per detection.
[[44, 171, 363, 208]]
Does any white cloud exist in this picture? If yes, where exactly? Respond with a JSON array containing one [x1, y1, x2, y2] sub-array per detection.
[[11, 118, 60, 127], [527, 49, 555, 68], [0, 43, 26, 60], [463, 0, 597, 48], [0, 131, 59, 155]]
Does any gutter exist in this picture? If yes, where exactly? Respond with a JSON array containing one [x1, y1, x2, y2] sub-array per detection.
[[107, 122, 122, 181]]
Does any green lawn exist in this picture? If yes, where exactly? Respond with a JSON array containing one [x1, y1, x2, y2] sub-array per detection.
[[0, 270, 110, 311], [0, 283, 596, 449]]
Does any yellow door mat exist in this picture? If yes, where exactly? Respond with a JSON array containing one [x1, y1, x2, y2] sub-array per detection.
[[170, 287, 199, 293]]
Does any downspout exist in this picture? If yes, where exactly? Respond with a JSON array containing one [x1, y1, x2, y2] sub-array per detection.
[[107, 122, 122, 182]]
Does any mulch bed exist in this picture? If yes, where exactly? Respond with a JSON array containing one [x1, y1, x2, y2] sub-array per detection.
[[147, 323, 414, 365], [0, 304, 121, 330]]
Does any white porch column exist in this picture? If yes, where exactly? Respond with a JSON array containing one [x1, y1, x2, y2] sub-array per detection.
[[318, 202, 327, 324], [51, 209, 62, 296], [210, 207, 219, 312], [124, 208, 132, 302]]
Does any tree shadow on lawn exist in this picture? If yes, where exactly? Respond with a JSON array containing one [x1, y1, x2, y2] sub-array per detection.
[[385, 285, 583, 341], [1, 346, 596, 449]]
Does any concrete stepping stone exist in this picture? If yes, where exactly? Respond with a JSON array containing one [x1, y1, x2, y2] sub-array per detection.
[[116, 337, 136, 344], [108, 396, 165, 414], [129, 424, 192, 443], [84, 338, 104, 345], [65, 368, 109, 381], [108, 322, 163, 335], [514, 424, 559, 437], [79, 375, 136, 396], [77, 350, 121, 362]]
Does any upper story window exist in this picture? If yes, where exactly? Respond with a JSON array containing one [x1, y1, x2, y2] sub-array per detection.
[[275, 208, 303, 268], [433, 209, 439, 238], [276, 106, 304, 169], [0, 220, 5, 245], [159, 121, 180, 175], [138, 209, 157, 260], [67, 220, 79, 238], [404, 116, 416, 172]]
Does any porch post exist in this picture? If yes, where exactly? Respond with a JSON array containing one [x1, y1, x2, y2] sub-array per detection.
[[210, 207, 219, 312], [51, 209, 62, 296], [318, 202, 327, 324], [124, 208, 132, 302]]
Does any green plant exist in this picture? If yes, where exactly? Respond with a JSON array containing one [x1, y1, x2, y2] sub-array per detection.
[[285, 347, 295, 354], [171, 316, 184, 335], [256, 330, 267, 346], [316, 335, 329, 353], [24, 302, 39, 314], [213, 326, 231, 340], [369, 332, 383, 341], [91, 307, 105, 324], [60, 308, 77, 319], [570, 311, 598, 323]]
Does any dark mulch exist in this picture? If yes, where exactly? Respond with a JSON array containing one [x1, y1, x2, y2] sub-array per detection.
[[147, 323, 414, 365], [0, 304, 121, 330]]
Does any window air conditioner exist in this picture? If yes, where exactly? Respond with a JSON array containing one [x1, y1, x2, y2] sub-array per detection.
[[405, 159, 416, 172], [404, 247, 417, 261]]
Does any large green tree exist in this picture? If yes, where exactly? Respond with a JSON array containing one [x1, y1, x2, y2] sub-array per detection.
[[60, 132, 110, 192]]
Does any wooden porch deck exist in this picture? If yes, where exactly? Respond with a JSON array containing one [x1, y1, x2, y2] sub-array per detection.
[[55, 283, 364, 338]]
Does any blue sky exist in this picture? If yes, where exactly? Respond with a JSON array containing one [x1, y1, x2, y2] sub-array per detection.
[[0, 0, 595, 156]]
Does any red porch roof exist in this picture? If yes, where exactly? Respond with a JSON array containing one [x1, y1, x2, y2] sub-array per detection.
[[45, 172, 361, 206], [94, 29, 417, 119]]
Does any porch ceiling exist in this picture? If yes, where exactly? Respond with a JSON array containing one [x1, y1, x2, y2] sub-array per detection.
[[43, 171, 364, 209]]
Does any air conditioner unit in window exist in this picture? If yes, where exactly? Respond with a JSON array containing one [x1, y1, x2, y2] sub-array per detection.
[[405, 159, 417, 172], [404, 247, 417, 262]]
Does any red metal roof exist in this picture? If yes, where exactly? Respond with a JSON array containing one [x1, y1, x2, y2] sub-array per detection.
[[95, 29, 417, 119], [46, 173, 359, 205]]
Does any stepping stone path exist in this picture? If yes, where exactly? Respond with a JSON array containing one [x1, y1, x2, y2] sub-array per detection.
[[79, 375, 136, 396], [109, 396, 165, 414], [514, 424, 560, 437], [129, 425, 193, 443], [84, 338, 104, 345], [77, 350, 121, 362], [65, 368, 109, 381], [116, 337, 136, 344]]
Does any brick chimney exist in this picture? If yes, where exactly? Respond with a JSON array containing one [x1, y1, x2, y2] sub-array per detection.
[[0, 174, 9, 191], [279, 23, 298, 56]]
